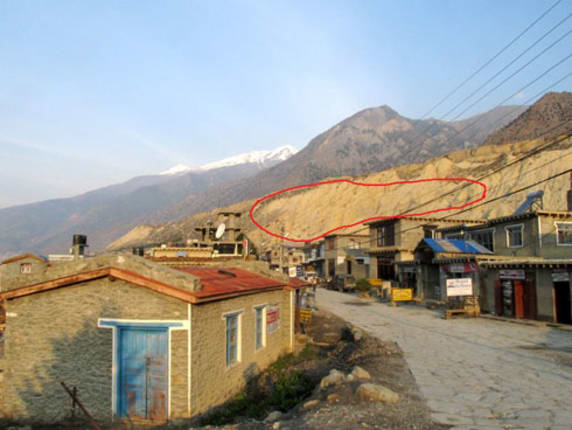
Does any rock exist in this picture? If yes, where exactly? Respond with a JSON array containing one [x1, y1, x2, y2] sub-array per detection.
[[356, 383, 399, 404], [303, 399, 320, 409], [265, 410, 283, 422], [350, 366, 371, 380], [352, 328, 364, 341], [272, 421, 282, 430], [320, 369, 346, 389], [345, 374, 355, 382], [327, 393, 341, 403]]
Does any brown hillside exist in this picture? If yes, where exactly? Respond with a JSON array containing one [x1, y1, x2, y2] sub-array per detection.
[[485, 92, 572, 146]]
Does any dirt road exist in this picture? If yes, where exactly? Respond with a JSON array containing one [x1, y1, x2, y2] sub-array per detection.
[[317, 289, 572, 430]]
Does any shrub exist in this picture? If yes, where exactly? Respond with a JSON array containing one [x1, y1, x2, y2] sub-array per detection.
[[356, 278, 371, 295]]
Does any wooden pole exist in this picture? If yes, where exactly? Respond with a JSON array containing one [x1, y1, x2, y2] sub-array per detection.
[[60, 381, 101, 430]]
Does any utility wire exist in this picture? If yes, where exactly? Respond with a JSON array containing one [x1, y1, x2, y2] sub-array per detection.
[[451, 31, 572, 121], [322, 127, 572, 252], [420, 0, 563, 119], [441, 11, 572, 120]]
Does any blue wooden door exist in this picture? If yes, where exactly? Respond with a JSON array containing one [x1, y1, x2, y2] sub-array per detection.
[[118, 327, 168, 420]]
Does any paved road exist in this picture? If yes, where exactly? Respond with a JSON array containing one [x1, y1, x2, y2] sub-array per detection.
[[317, 289, 572, 430]]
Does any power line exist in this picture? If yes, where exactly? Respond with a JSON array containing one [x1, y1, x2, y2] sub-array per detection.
[[420, 0, 563, 119], [324, 129, 572, 252], [450, 31, 572, 121], [441, 11, 572, 121]]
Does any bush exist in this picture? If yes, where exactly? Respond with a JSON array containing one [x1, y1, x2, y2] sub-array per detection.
[[356, 278, 371, 295]]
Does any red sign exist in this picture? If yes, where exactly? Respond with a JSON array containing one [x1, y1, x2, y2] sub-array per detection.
[[266, 306, 280, 333]]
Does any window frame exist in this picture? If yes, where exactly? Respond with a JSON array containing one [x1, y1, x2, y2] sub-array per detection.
[[505, 224, 524, 248], [470, 228, 495, 252], [223, 310, 243, 368], [253, 304, 267, 351], [555, 222, 572, 246], [19, 263, 32, 274], [376, 223, 395, 247]]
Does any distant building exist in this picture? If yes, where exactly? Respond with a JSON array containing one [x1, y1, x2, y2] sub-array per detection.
[[324, 232, 369, 280]]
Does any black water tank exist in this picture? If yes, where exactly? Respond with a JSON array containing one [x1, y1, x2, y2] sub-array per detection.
[[73, 234, 87, 246]]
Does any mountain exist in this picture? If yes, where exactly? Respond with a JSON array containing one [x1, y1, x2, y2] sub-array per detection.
[[109, 93, 572, 251], [150, 104, 526, 223], [110, 135, 572, 252], [485, 92, 572, 146], [0, 102, 527, 259], [0, 146, 297, 259]]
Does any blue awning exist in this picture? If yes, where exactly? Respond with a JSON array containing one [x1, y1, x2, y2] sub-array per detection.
[[422, 238, 493, 255]]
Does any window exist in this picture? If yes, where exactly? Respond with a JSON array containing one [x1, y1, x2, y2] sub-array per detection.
[[376, 223, 395, 247], [255, 306, 266, 350], [556, 222, 572, 245], [327, 238, 335, 250], [20, 263, 32, 274], [470, 229, 494, 252], [225, 313, 240, 366], [506, 224, 523, 248], [347, 260, 352, 275]]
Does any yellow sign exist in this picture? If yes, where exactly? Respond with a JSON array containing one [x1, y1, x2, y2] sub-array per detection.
[[392, 288, 413, 301], [300, 309, 312, 322], [368, 278, 383, 286]]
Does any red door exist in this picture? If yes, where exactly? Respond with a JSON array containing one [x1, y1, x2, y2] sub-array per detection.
[[514, 281, 524, 319]]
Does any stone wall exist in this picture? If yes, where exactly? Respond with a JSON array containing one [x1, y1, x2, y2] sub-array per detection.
[[0, 257, 48, 291], [1, 278, 188, 424], [190, 289, 292, 416]]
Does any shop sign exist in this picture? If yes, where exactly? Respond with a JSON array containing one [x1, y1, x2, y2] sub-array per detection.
[[299, 309, 312, 323], [443, 263, 478, 273], [288, 266, 297, 277], [446, 278, 473, 297], [267, 306, 280, 333], [552, 271, 570, 282], [499, 269, 525, 280], [296, 265, 304, 277], [392, 288, 413, 301]]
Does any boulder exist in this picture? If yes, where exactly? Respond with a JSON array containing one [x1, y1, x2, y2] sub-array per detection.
[[356, 383, 399, 404], [327, 393, 341, 403], [350, 366, 371, 380], [320, 369, 346, 389], [265, 410, 283, 422], [303, 399, 320, 409]]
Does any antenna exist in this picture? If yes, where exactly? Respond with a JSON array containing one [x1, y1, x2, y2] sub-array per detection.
[[215, 222, 226, 240]]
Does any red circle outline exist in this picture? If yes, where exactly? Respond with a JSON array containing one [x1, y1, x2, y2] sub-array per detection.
[[249, 178, 487, 243]]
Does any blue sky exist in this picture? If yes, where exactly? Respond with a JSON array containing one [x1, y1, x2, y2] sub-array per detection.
[[1, 0, 571, 207]]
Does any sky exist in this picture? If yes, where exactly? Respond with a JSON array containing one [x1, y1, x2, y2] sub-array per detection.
[[1, 0, 571, 208]]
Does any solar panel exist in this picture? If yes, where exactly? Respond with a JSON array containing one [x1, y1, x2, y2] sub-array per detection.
[[514, 190, 543, 215]]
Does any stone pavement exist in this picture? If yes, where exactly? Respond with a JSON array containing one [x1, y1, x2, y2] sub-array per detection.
[[317, 289, 572, 430]]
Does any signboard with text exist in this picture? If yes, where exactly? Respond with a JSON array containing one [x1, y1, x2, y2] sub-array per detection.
[[392, 288, 413, 301], [446, 278, 473, 297], [499, 269, 525, 280], [266, 306, 280, 333]]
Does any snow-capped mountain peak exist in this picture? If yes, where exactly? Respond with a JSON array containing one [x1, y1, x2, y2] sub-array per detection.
[[200, 145, 298, 171], [160, 145, 298, 175], [160, 164, 194, 175]]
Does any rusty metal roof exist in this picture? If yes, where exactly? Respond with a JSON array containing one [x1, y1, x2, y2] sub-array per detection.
[[177, 267, 286, 298]]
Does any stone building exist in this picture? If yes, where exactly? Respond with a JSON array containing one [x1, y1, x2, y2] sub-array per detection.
[[323, 232, 369, 280], [0, 253, 302, 424], [365, 217, 486, 281]]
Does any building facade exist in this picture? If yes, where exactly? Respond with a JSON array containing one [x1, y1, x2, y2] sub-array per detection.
[[0, 254, 301, 424]]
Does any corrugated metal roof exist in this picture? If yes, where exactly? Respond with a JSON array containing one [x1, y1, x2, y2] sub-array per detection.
[[177, 267, 286, 298], [422, 239, 493, 255]]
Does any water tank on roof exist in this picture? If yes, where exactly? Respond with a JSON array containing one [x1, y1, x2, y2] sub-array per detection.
[[73, 234, 87, 246]]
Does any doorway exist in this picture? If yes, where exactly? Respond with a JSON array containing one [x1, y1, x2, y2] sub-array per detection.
[[554, 281, 571, 324], [118, 327, 168, 421]]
